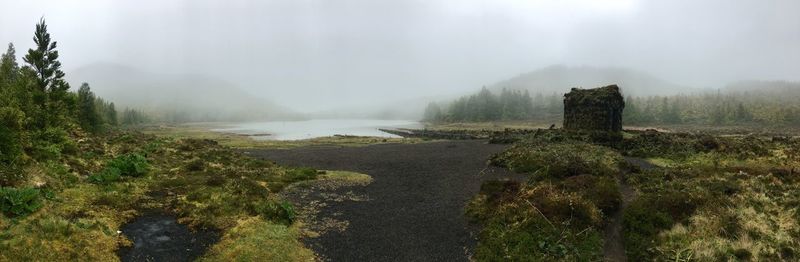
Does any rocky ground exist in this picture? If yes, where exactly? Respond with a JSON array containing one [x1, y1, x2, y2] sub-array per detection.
[[245, 140, 524, 261]]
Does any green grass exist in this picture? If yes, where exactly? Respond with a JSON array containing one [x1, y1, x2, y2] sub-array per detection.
[[200, 217, 314, 262], [0, 130, 371, 261], [472, 128, 800, 261], [490, 139, 624, 178], [467, 181, 605, 261]]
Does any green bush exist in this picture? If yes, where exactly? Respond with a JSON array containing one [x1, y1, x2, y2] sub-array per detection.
[[0, 187, 43, 217], [0, 107, 24, 166], [88, 167, 121, 184], [284, 168, 318, 183], [28, 127, 78, 160], [30, 141, 62, 161], [107, 153, 149, 177], [251, 200, 295, 225]]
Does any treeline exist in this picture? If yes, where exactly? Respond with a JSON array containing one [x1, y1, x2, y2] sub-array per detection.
[[624, 83, 800, 126], [424, 87, 562, 122], [425, 82, 800, 126], [0, 19, 145, 185]]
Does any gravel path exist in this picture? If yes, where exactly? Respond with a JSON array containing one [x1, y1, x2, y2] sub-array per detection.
[[244, 140, 520, 262]]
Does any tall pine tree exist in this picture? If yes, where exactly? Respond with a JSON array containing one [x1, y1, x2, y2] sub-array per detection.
[[23, 18, 70, 128]]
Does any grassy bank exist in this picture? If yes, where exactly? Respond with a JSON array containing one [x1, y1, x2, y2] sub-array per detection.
[[0, 129, 371, 261], [471, 129, 800, 261]]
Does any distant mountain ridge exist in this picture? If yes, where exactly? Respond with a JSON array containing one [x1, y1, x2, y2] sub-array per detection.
[[67, 63, 297, 122], [490, 65, 696, 97]]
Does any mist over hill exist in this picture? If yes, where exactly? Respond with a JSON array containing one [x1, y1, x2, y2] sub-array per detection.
[[722, 80, 800, 97], [490, 65, 696, 97], [67, 63, 299, 122]]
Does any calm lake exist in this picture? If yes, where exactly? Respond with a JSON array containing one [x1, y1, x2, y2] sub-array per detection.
[[212, 119, 422, 140]]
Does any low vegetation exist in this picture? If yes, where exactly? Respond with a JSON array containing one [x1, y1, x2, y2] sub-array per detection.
[[0, 18, 343, 261], [470, 128, 800, 261], [0, 129, 331, 260]]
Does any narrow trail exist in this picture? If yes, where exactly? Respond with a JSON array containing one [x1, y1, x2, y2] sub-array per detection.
[[603, 157, 654, 262], [244, 140, 522, 262]]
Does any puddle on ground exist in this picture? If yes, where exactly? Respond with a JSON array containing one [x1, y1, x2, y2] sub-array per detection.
[[117, 212, 219, 262]]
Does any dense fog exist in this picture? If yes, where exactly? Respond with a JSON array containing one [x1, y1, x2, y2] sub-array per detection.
[[1, 0, 798, 119]]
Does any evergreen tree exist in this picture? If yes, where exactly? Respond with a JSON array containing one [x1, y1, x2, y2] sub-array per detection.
[[533, 92, 545, 110], [521, 90, 534, 118], [107, 102, 118, 126], [77, 83, 100, 132], [0, 43, 18, 88], [423, 102, 443, 122], [23, 18, 70, 128], [623, 95, 639, 124]]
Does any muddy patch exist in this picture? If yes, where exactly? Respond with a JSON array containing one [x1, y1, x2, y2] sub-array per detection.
[[117, 212, 219, 262]]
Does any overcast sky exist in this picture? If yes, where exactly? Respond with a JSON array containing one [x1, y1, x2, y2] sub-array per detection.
[[1, 0, 798, 112]]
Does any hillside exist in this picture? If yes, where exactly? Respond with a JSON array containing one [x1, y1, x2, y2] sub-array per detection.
[[491, 65, 696, 97], [67, 63, 298, 122]]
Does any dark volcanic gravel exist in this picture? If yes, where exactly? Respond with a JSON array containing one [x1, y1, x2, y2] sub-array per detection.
[[244, 140, 521, 262]]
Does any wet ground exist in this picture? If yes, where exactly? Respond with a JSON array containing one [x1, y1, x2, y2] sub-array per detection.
[[117, 212, 219, 262], [245, 140, 522, 262]]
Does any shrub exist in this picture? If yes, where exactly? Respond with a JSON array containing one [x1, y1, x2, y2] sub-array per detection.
[[29, 127, 77, 160], [30, 141, 62, 161], [0, 187, 43, 217], [107, 153, 149, 177], [0, 107, 24, 166], [251, 200, 295, 225], [88, 167, 121, 184], [284, 168, 318, 183]]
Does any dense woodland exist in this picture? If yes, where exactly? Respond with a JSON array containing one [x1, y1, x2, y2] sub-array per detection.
[[425, 82, 800, 126], [424, 87, 562, 122], [624, 82, 800, 126]]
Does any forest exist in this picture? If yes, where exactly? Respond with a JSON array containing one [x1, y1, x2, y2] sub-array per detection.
[[424, 87, 562, 122], [0, 20, 112, 185], [0, 18, 157, 187], [425, 82, 800, 126]]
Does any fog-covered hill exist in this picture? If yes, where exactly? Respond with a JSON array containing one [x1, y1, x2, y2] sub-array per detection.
[[491, 65, 696, 97], [68, 63, 298, 122]]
